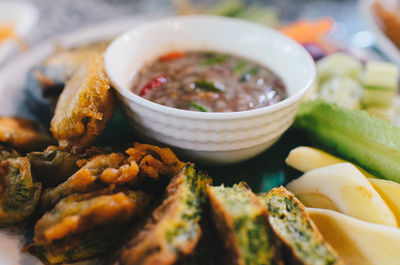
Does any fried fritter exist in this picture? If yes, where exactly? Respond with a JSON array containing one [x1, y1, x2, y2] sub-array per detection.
[[119, 164, 212, 265], [40, 152, 126, 210], [25, 41, 112, 126], [26, 225, 131, 265], [34, 189, 150, 246], [50, 53, 115, 154], [40, 144, 184, 210], [126, 143, 185, 180], [258, 187, 343, 265], [0, 157, 41, 226], [207, 182, 280, 265], [0, 117, 55, 153], [27, 146, 81, 187]]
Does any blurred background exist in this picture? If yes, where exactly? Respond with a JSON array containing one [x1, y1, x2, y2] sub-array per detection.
[[21, 0, 363, 45]]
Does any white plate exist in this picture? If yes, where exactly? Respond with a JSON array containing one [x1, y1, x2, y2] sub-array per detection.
[[359, 0, 400, 65], [0, 15, 152, 265], [0, 1, 39, 66]]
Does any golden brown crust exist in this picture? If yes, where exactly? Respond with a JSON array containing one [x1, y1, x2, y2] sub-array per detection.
[[34, 191, 148, 245], [0, 117, 55, 153], [50, 53, 115, 154], [120, 165, 210, 265]]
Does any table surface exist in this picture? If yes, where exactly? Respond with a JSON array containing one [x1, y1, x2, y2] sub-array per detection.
[[23, 0, 364, 45]]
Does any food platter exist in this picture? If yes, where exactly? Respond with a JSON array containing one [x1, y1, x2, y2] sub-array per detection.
[[0, 14, 308, 264], [1, 11, 400, 265]]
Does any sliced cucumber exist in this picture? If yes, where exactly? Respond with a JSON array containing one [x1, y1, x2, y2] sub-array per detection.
[[362, 88, 396, 107], [362, 61, 399, 91], [318, 77, 363, 110], [317, 53, 363, 83]]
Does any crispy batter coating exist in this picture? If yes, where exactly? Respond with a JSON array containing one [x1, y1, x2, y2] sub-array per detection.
[[40, 144, 184, 210], [40, 152, 126, 210], [25, 226, 130, 265], [119, 164, 212, 265], [50, 54, 115, 154], [34, 189, 151, 246], [126, 143, 185, 179], [0, 157, 41, 226], [27, 147, 81, 187], [0, 117, 55, 153]]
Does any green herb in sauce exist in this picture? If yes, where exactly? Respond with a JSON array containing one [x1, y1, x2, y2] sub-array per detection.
[[189, 102, 208, 112], [234, 60, 247, 74], [239, 67, 259, 82], [193, 80, 224, 93], [201, 54, 230, 66]]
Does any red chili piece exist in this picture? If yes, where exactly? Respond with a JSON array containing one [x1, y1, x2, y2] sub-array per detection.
[[139, 75, 167, 96], [159, 51, 184, 61]]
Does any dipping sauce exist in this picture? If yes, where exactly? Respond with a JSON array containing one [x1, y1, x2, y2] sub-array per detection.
[[131, 51, 287, 112]]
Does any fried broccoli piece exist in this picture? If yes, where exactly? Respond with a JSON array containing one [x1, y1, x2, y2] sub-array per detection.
[[258, 187, 343, 265], [34, 189, 150, 245], [0, 157, 41, 226], [207, 182, 280, 265], [26, 225, 130, 265], [0, 117, 55, 153], [27, 146, 81, 187], [119, 163, 212, 265], [50, 53, 115, 154]]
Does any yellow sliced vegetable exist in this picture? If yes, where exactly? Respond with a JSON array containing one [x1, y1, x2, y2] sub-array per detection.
[[369, 178, 400, 227], [286, 163, 397, 227], [285, 146, 376, 178], [308, 208, 400, 265]]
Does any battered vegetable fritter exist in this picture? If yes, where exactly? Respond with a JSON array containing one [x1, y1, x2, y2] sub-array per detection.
[[26, 225, 130, 265], [40, 144, 184, 210], [34, 189, 151, 245], [50, 53, 115, 154], [27, 146, 81, 187], [0, 117, 55, 153], [259, 187, 343, 265], [207, 182, 280, 265], [0, 157, 42, 226], [39, 152, 126, 210], [119, 164, 212, 265]]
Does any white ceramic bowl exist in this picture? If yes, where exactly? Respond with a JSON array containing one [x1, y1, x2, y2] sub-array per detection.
[[105, 15, 316, 164]]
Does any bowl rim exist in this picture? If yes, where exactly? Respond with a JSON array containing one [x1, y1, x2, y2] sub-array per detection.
[[105, 15, 316, 120]]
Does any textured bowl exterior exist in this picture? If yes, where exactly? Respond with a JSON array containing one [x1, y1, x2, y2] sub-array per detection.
[[105, 16, 315, 164], [117, 94, 300, 163]]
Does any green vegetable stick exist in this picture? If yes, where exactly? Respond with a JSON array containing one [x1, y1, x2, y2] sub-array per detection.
[[296, 100, 400, 183]]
